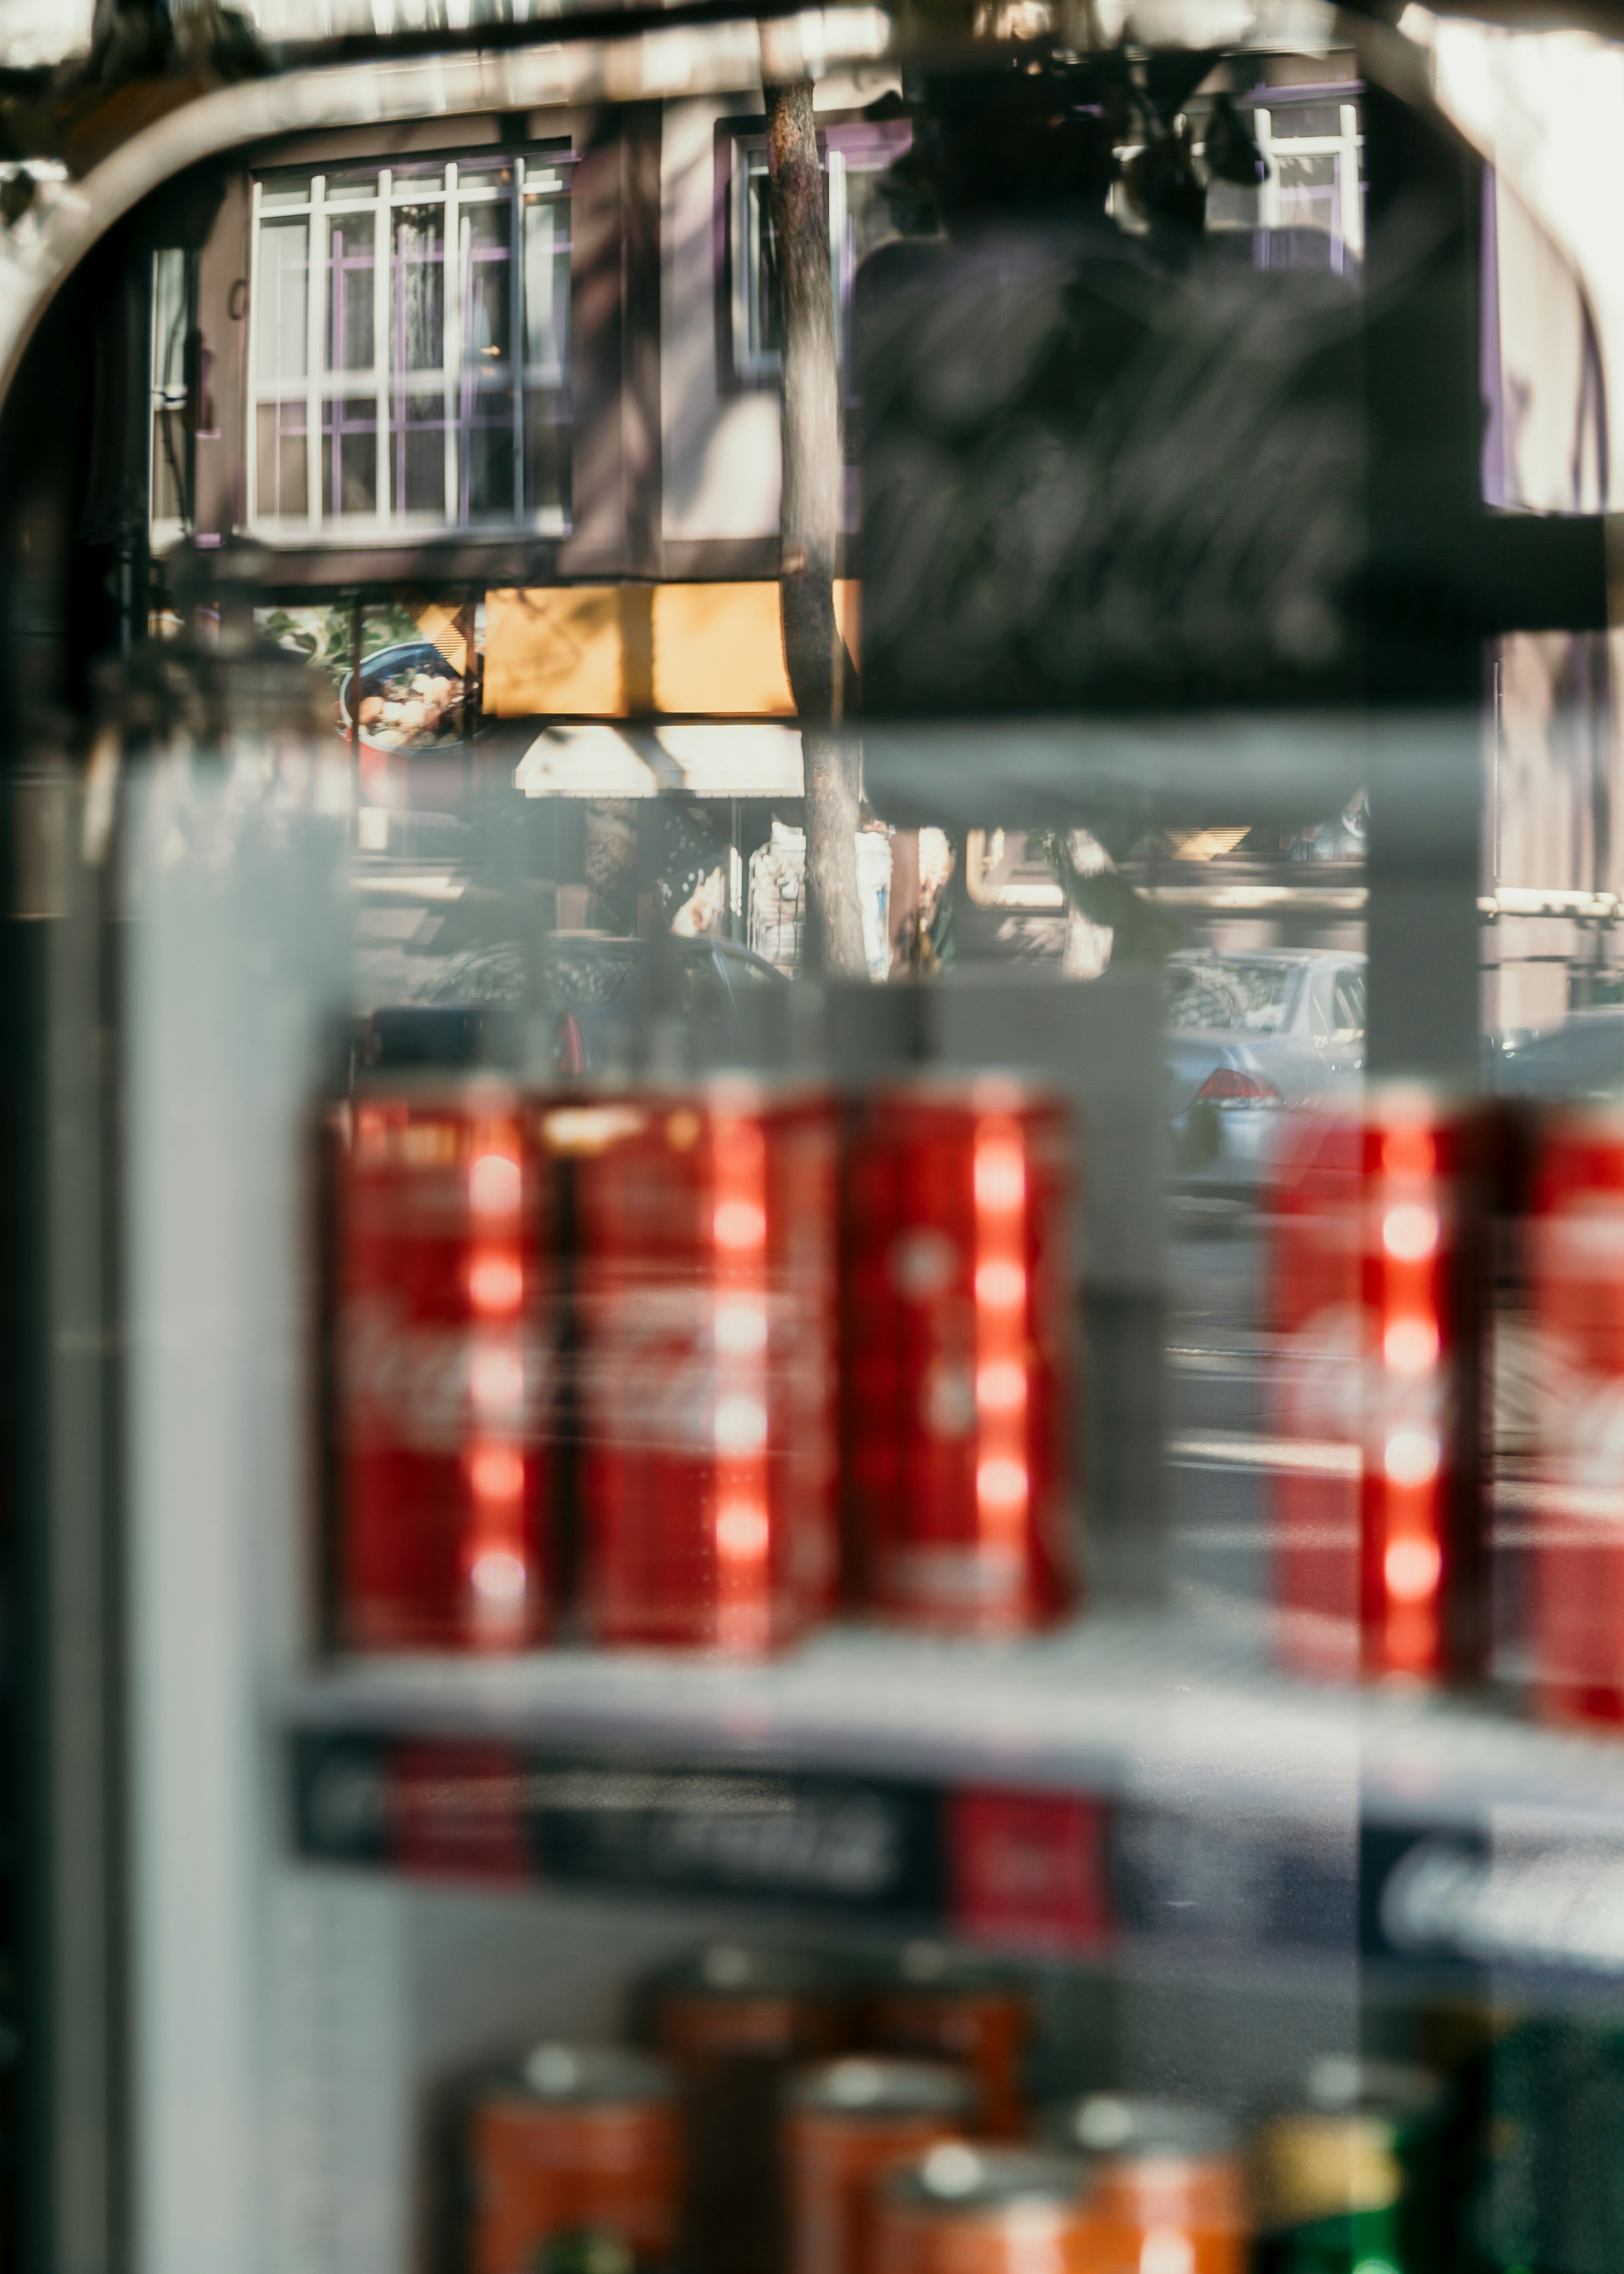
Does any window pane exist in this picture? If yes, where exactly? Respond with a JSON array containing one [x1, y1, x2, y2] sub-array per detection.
[[152, 411, 184, 525], [394, 207, 444, 373], [259, 172, 311, 211], [152, 248, 188, 395], [1276, 148, 1339, 233], [748, 163, 780, 362], [848, 167, 900, 264], [255, 400, 308, 521], [322, 397, 377, 520], [1205, 175, 1262, 231], [463, 202, 513, 370], [841, 163, 903, 304], [524, 389, 569, 522], [1273, 99, 1346, 137], [1333, 972, 1366, 1038], [256, 220, 309, 382], [464, 415, 515, 522], [458, 157, 517, 192], [396, 395, 446, 517], [522, 196, 569, 385], [327, 212, 375, 374], [151, 247, 188, 527]]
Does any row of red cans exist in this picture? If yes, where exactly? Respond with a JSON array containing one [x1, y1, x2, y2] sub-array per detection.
[[1269, 1087, 1624, 1725], [329, 1075, 1079, 1655]]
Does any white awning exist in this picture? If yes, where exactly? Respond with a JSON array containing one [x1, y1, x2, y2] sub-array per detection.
[[515, 722, 804, 800]]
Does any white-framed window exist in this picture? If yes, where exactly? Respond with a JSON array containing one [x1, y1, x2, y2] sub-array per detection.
[[1201, 89, 1365, 272], [727, 121, 913, 393], [1251, 96, 1364, 269], [247, 148, 572, 541], [1111, 89, 1365, 275]]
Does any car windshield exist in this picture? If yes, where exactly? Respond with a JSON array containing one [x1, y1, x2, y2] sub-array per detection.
[[541, 941, 647, 1009], [1169, 960, 1300, 1035]]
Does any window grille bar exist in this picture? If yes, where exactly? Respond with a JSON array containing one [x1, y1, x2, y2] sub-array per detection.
[[374, 170, 392, 523], [1254, 109, 1278, 231], [733, 150, 753, 377], [444, 160, 462, 529], [826, 146, 848, 387], [512, 160, 526, 522], [305, 172, 325, 531], [1339, 104, 1363, 257], [246, 178, 263, 530]]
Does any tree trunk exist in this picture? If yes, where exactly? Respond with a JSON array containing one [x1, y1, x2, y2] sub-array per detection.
[[764, 74, 867, 979]]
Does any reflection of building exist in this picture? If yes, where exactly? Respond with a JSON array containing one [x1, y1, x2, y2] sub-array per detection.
[[1398, 18, 1624, 1040], [156, 58, 1383, 658], [744, 821, 893, 975], [129, 29, 1621, 1010], [164, 81, 905, 583], [1475, 159, 1619, 1038], [1129, 77, 1365, 274], [242, 150, 573, 539], [145, 74, 901, 950], [1484, 630, 1624, 1036]]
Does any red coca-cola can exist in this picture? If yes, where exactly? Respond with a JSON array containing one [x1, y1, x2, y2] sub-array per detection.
[[556, 1083, 838, 1653], [331, 1081, 551, 1650], [1528, 1104, 1624, 1726], [1269, 1088, 1489, 1684], [843, 1078, 1077, 1634]]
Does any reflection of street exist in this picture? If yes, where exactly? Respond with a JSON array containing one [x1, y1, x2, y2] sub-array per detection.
[[1168, 1213, 1276, 1644], [353, 855, 475, 1008]]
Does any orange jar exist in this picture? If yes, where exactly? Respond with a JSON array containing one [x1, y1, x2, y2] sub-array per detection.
[[648, 1944, 859, 2274], [788, 2058, 980, 2274], [865, 1945, 1033, 2138], [870, 2143, 1096, 2274], [469, 2044, 679, 2274], [1044, 2096, 1247, 2274]]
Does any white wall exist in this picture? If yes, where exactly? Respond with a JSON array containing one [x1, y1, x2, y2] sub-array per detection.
[[661, 95, 784, 544], [1412, 9, 1624, 511], [661, 74, 899, 547]]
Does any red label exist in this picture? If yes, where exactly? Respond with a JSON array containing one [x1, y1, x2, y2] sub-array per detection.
[[946, 1787, 1112, 1953], [389, 1741, 533, 1884]]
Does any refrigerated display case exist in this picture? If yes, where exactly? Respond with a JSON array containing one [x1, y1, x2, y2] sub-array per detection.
[[5, 4, 1624, 2273]]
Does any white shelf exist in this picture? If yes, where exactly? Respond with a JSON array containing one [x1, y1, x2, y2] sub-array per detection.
[[276, 1605, 1624, 1832]]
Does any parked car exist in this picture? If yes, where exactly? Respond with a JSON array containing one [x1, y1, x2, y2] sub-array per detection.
[[1490, 1007, 1624, 1098], [357, 932, 787, 1078], [1166, 948, 1366, 1194], [537, 932, 785, 1071]]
